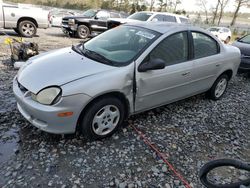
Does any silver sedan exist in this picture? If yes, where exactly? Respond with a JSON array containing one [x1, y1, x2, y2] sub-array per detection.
[[13, 22, 240, 139]]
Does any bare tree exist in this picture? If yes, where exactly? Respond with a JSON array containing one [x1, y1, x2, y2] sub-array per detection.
[[171, 0, 182, 12], [158, 0, 166, 11], [196, 0, 209, 24], [230, 0, 250, 26], [149, 0, 155, 11], [217, 0, 230, 25], [212, 0, 220, 24]]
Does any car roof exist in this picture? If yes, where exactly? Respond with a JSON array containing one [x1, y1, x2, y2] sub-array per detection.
[[135, 11, 188, 19], [125, 22, 199, 34]]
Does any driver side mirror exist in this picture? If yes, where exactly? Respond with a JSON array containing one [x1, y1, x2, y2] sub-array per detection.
[[138, 58, 166, 72]]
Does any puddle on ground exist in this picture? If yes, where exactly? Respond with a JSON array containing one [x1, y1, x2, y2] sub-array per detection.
[[0, 128, 19, 164]]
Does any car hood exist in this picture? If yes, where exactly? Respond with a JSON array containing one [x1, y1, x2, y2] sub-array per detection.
[[17, 47, 116, 94]]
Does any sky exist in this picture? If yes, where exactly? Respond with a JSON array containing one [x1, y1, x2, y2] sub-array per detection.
[[179, 0, 250, 13]]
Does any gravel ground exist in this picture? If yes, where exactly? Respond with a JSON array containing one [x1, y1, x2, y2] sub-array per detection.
[[0, 28, 249, 188]]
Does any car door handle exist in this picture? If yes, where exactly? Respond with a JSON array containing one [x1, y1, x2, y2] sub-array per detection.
[[216, 64, 220, 67], [182, 72, 190, 76]]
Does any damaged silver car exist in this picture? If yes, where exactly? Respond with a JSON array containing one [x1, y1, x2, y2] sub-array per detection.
[[13, 22, 240, 139]]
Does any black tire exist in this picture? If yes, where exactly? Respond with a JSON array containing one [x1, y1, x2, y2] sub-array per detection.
[[76, 25, 90, 39], [80, 97, 125, 140], [207, 74, 229, 100], [13, 28, 20, 34], [18, 20, 37, 37]]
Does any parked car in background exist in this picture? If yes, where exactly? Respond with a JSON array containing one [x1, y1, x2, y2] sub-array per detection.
[[107, 11, 189, 29], [207, 27, 231, 44], [62, 9, 128, 39], [13, 22, 240, 140], [0, 1, 49, 37], [50, 11, 75, 27], [232, 34, 250, 73]]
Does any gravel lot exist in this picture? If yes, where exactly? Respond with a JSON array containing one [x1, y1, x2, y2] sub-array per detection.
[[0, 28, 249, 188]]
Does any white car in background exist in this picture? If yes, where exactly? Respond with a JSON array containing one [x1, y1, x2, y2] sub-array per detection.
[[208, 27, 232, 44], [107, 11, 189, 29]]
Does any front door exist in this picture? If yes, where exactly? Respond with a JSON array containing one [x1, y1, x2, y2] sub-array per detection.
[[90, 10, 109, 32], [135, 31, 195, 112]]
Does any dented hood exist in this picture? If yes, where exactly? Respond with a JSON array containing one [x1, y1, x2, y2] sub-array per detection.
[[17, 47, 116, 94]]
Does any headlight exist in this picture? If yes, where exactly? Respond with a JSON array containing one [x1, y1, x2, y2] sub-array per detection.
[[31, 87, 61, 105], [68, 19, 75, 25]]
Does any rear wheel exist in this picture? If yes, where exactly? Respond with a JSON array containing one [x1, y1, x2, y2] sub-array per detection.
[[77, 25, 90, 39], [207, 74, 229, 100], [18, 20, 37, 37], [79, 97, 125, 140]]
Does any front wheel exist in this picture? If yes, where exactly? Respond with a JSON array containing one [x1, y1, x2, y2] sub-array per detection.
[[76, 25, 90, 39], [79, 97, 125, 140], [18, 20, 37, 37], [207, 74, 229, 100]]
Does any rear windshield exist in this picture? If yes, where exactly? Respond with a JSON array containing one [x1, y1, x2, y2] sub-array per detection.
[[128, 12, 153, 21]]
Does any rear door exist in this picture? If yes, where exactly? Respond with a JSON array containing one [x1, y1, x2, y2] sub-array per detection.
[[135, 31, 195, 112], [190, 31, 222, 93]]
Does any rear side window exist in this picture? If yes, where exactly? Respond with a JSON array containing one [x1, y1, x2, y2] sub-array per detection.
[[152, 14, 164, 21], [163, 15, 177, 22], [192, 32, 219, 59], [180, 17, 189, 23], [150, 32, 188, 66]]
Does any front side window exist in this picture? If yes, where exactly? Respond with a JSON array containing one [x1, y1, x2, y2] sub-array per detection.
[[192, 32, 219, 59], [180, 17, 189, 23], [82, 26, 160, 66], [149, 32, 188, 66], [83, 9, 97, 17], [96, 11, 109, 20]]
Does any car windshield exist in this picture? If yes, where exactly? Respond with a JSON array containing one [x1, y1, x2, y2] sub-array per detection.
[[79, 26, 160, 66], [128, 12, 153, 21], [209, 28, 220, 32], [82, 9, 97, 17], [239, 35, 250, 44]]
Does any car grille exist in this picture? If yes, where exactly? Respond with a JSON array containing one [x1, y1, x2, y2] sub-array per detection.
[[62, 19, 68, 25]]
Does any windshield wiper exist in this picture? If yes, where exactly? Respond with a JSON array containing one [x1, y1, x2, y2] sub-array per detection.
[[72, 44, 85, 56], [82, 45, 114, 65]]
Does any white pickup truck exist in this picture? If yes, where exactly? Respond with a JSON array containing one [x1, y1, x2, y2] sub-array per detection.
[[0, 1, 49, 37]]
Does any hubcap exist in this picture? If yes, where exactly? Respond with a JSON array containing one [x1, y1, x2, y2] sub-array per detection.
[[92, 105, 120, 136], [22, 23, 35, 36], [215, 78, 227, 98], [79, 27, 88, 37]]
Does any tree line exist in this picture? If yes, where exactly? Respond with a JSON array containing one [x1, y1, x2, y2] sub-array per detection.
[[197, 0, 250, 26], [9, 0, 250, 26]]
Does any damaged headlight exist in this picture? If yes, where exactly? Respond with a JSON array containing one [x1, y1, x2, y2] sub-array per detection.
[[31, 87, 61, 105]]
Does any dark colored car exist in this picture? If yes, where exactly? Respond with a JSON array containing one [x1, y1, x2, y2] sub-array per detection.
[[62, 9, 128, 39], [232, 34, 250, 72]]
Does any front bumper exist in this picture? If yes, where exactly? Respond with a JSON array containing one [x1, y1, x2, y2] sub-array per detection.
[[13, 78, 91, 134], [238, 58, 250, 72]]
